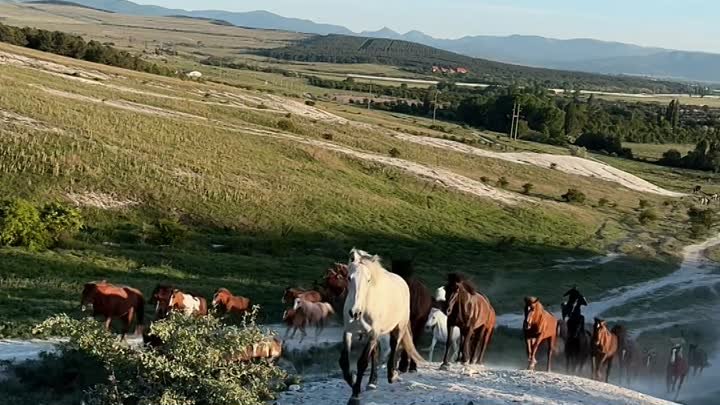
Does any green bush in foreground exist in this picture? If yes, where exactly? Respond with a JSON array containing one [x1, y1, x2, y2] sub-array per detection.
[[33, 312, 284, 405]]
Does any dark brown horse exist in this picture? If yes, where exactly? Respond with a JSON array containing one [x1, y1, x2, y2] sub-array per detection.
[[282, 287, 323, 306], [322, 263, 349, 315], [689, 344, 710, 376], [212, 288, 251, 315], [441, 273, 496, 369], [523, 297, 558, 372], [591, 318, 618, 382], [391, 259, 432, 373], [150, 284, 174, 319], [81, 281, 145, 340], [613, 325, 641, 386], [667, 345, 689, 401], [563, 319, 591, 376]]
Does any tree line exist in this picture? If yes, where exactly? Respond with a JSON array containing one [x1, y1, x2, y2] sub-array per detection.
[[312, 76, 720, 169], [0, 22, 175, 77]]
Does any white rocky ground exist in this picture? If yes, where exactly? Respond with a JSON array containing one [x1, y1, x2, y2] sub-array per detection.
[[276, 363, 677, 405]]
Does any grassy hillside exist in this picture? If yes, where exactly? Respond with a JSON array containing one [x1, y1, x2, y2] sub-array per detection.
[[259, 35, 688, 93], [0, 41, 706, 338]]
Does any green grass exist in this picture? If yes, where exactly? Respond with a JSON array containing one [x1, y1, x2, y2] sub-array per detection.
[[624, 142, 695, 162], [0, 42, 708, 338]]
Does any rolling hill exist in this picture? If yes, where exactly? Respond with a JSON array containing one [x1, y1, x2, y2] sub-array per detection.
[[258, 35, 688, 93]]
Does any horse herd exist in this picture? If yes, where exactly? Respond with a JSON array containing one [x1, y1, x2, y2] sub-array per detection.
[[79, 248, 711, 404]]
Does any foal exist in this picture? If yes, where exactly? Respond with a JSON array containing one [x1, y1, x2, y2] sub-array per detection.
[[523, 297, 558, 372], [292, 297, 334, 342]]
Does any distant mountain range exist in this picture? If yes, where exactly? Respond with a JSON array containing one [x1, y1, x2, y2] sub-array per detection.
[[15, 0, 720, 82]]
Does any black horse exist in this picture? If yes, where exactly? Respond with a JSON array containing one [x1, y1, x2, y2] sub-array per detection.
[[562, 287, 591, 375], [391, 259, 432, 373]]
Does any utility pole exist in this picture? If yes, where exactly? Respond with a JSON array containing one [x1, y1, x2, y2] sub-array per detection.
[[509, 101, 521, 140], [433, 89, 441, 123]]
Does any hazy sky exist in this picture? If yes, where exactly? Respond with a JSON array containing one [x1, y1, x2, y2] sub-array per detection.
[[134, 0, 720, 53]]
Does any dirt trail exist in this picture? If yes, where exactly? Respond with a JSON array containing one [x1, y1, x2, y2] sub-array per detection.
[[0, 50, 111, 81], [497, 233, 720, 329], [392, 133, 685, 197]]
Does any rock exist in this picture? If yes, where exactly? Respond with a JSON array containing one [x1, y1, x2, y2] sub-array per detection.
[[288, 384, 301, 392]]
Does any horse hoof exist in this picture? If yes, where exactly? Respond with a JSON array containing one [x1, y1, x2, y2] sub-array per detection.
[[440, 363, 450, 371], [367, 383, 377, 390], [388, 371, 400, 384], [347, 397, 361, 405]]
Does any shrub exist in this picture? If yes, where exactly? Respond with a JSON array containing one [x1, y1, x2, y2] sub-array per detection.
[[0, 199, 49, 250], [276, 119, 296, 132], [562, 188, 586, 204], [41, 202, 83, 243], [598, 197, 609, 207], [522, 183, 534, 194], [639, 209, 659, 225], [568, 145, 588, 158], [496, 177, 509, 188], [322, 133, 333, 140], [550, 162, 558, 170], [33, 312, 284, 405], [388, 147, 401, 158], [304, 100, 316, 106], [480, 176, 490, 183], [688, 206, 717, 228], [638, 199, 652, 209]]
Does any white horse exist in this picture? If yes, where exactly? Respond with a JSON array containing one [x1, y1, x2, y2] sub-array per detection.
[[424, 307, 460, 362], [341, 248, 423, 405], [435, 286, 446, 302]]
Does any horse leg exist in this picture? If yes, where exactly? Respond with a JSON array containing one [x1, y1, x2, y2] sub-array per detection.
[[440, 328, 457, 370], [470, 327, 485, 364], [461, 330, 474, 366], [339, 332, 354, 388], [674, 374, 685, 401], [349, 337, 376, 405], [367, 343, 379, 390], [529, 338, 542, 371], [428, 336, 436, 363], [605, 357, 613, 383], [479, 327, 493, 366], [546, 336, 555, 372], [387, 328, 401, 384], [103, 316, 112, 331]]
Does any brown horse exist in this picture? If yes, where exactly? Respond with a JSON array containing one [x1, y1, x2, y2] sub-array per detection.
[[591, 318, 618, 382], [168, 290, 208, 316], [391, 259, 433, 373], [322, 263, 349, 315], [523, 297, 558, 372], [282, 287, 322, 306], [212, 288, 251, 315], [80, 281, 145, 340], [613, 325, 641, 386], [667, 345, 689, 401], [282, 308, 306, 339], [292, 297, 334, 342], [150, 284, 174, 319], [441, 273, 496, 369], [235, 337, 283, 363]]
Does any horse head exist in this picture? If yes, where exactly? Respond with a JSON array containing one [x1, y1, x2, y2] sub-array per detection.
[[425, 307, 442, 331], [523, 296, 542, 332], [212, 288, 230, 308], [346, 248, 380, 322], [324, 263, 349, 297], [80, 282, 99, 312], [151, 284, 173, 318], [435, 286, 447, 302], [592, 318, 611, 348], [292, 297, 303, 311]]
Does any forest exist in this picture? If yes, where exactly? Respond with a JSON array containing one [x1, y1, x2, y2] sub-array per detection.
[[0, 22, 175, 76], [260, 35, 690, 94]]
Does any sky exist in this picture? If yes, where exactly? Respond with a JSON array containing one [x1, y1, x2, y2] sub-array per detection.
[[134, 0, 720, 53]]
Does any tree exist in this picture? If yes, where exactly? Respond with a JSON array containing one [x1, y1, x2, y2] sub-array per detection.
[[564, 101, 583, 137]]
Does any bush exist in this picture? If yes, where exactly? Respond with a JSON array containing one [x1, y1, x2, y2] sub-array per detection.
[[0, 199, 49, 250], [480, 176, 490, 183], [598, 197, 609, 207], [639, 209, 659, 225], [33, 312, 284, 405], [276, 119, 297, 132], [322, 133, 333, 140], [521, 183, 534, 194], [304, 100, 316, 106], [568, 145, 588, 158], [142, 218, 189, 246], [388, 147, 401, 158], [550, 162, 558, 170], [41, 202, 83, 243], [688, 206, 717, 228], [562, 188, 586, 204], [496, 177, 509, 188], [638, 199, 653, 209]]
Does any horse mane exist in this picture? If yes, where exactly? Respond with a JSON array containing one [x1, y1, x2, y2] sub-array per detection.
[[447, 272, 477, 295]]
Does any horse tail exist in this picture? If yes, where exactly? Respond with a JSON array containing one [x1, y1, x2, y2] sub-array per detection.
[[135, 294, 145, 335], [400, 323, 424, 365]]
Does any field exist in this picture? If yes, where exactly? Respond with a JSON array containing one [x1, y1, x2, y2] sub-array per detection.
[[623, 142, 695, 161]]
